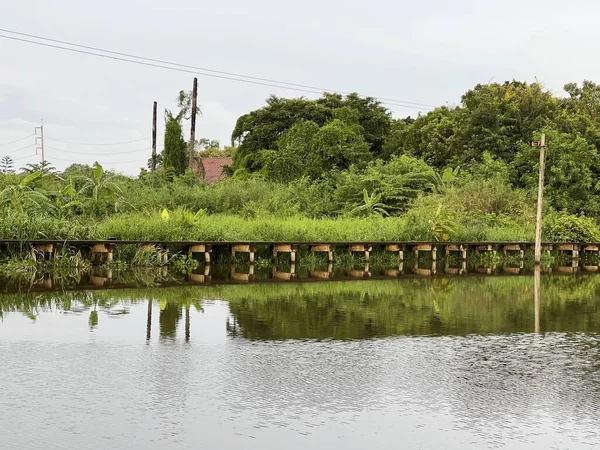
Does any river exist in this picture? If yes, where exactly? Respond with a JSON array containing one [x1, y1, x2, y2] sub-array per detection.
[[0, 272, 599, 449]]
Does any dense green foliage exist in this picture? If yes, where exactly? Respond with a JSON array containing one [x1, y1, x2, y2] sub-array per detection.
[[3, 80, 600, 252], [163, 116, 187, 175]]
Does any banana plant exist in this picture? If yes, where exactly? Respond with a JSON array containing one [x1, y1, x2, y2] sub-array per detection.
[[428, 166, 460, 193], [428, 204, 457, 242], [0, 171, 49, 214], [79, 163, 123, 202], [47, 178, 83, 220], [351, 189, 390, 217]]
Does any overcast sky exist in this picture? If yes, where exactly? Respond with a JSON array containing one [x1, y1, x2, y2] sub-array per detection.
[[0, 0, 598, 175]]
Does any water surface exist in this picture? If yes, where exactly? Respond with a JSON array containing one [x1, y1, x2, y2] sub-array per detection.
[[1, 275, 599, 449]]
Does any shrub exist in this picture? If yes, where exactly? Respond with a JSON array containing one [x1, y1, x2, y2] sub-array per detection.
[[543, 214, 600, 242]]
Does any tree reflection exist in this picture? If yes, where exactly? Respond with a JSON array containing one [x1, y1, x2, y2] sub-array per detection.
[[2, 276, 600, 340], [159, 303, 182, 339]]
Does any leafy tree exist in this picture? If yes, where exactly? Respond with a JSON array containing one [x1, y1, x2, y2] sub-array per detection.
[[383, 108, 460, 166], [260, 120, 321, 182], [232, 96, 331, 170], [196, 138, 220, 152], [161, 89, 201, 176], [334, 155, 435, 214], [512, 129, 600, 215], [456, 81, 556, 162], [385, 81, 556, 167], [1, 156, 14, 175], [557, 80, 600, 151], [0, 171, 49, 214], [231, 93, 392, 172], [260, 118, 371, 182], [20, 161, 56, 177], [312, 119, 371, 173], [162, 113, 188, 175], [174, 89, 200, 123], [147, 153, 164, 171], [316, 92, 391, 156]]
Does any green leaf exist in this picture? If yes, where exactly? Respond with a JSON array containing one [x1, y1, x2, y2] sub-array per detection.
[[20, 171, 42, 187], [161, 209, 170, 221], [63, 200, 83, 209], [93, 163, 103, 183]]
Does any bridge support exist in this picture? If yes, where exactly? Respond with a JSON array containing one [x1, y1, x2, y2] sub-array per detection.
[[310, 263, 334, 280], [413, 244, 437, 262], [272, 244, 297, 263], [385, 244, 404, 261], [272, 264, 297, 281], [32, 243, 55, 261], [502, 244, 524, 260], [91, 243, 114, 263], [445, 260, 467, 275], [230, 264, 255, 282], [445, 244, 467, 261], [189, 244, 212, 264], [347, 244, 372, 262], [232, 244, 256, 264], [348, 263, 370, 279], [311, 244, 334, 262], [188, 265, 211, 283]]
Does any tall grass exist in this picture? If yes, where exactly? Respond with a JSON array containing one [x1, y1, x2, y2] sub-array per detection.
[[95, 213, 414, 241]]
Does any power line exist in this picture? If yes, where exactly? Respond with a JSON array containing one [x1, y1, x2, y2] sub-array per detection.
[[45, 145, 152, 155], [0, 28, 436, 109], [12, 153, 37, 161], [48, 154, 147, 165], [0, 30, 435, 111], [45, 135, 151, 146], [0, 133, 34, 146], [2, 143, 36, 155], [0, 34, 328, 97]]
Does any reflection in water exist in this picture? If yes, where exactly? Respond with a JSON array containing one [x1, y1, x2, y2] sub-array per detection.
[[159, 303, 182, 339], [0, 275, 600, 449], [224, 276, 600, 339], [535, 266, 541, 334], [146, 299, 152, 340], [5, 253, 600, 294]]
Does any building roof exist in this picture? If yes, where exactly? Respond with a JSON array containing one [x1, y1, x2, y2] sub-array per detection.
[[201, 157, 232, 184]]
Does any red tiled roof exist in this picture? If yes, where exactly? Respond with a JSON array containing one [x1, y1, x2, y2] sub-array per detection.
[[201, 157, 232, 184]]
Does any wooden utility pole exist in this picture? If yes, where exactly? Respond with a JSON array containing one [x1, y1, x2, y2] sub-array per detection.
[[151, 101, 157, 171], [189, 77, 198, 173], [534, 133, 547, 265]]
